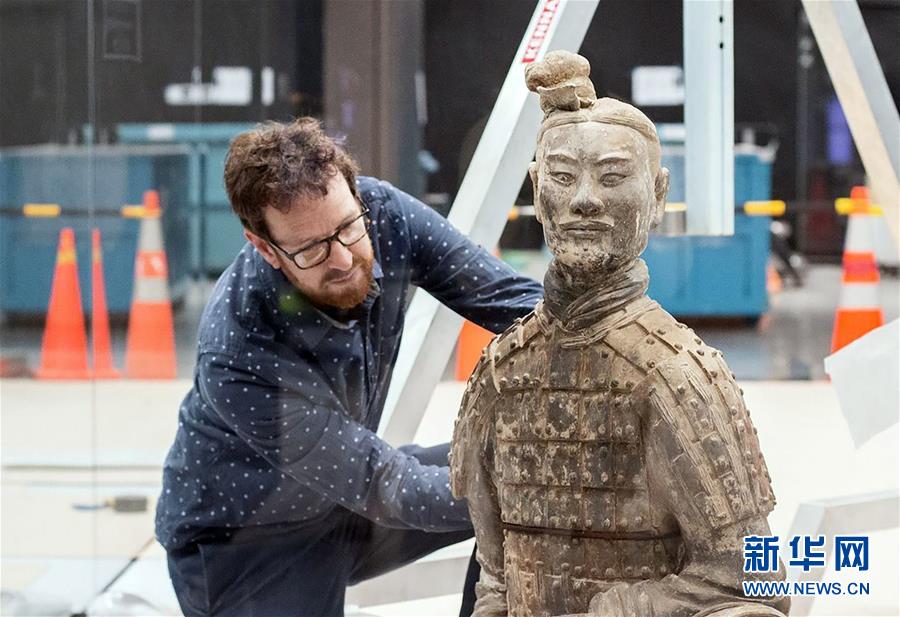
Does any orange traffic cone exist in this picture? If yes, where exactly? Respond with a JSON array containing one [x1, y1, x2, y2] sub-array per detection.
[[36, 228, 91, 379], [455, 320, 495, 381], [831, 187, 884, 352], [91, 229, 120, 378], [125, 190, 177, 378]]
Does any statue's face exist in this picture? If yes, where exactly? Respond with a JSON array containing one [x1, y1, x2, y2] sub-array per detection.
[[531, 122, 667, 273]]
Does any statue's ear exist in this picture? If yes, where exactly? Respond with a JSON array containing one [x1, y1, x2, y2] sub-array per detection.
[[651, 167, 670, 228], [529, 162, 543, 225]]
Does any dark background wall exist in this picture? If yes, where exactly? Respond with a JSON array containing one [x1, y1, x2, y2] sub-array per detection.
[[1, 0, 897, 204], [423, 0, 899, 202], [0, 0, 321, 146]]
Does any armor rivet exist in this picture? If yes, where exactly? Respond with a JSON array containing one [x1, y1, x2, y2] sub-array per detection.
[[605, 567, 615, 577], [512, 377, 520, 386], [624, 566, 634, 576], [591, 568, 600, 578], [602, 518, 611, 528], [711, 370, 718, 378], [599, 425, 606, 435], [601, 351, 609, 358], [625, 424, 634, 436], [647, 338, 655, 345], [499, 377, 508, 387], [552, 580, 561, 589], [548, 395, 555, 403], [676, 385, 686, 395], [697, 349, 705, 356], [561, 562, 570, 572], [574, 566, 583, 577], [641, 566, 652, 577], [633, 474, 642, 485], [611, 379, 619, 388], [647, 361, 655, 368], [659, 564, 669, 574], [730, 406, 738, 416], [585, 518, 593, 527], [694, 338, 702, 345], [569, 516, 578, 526], [614, 427, 623, 438], [600, 472, 609, 483], [635, 515, 644, 526], [674, 343, 683, 350], [657, 329, 666, 334], [689, 399, 699, 408]]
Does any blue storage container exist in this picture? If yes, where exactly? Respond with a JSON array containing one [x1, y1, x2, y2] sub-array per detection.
[[0, 144, 191, 315], [116, 123, 254, 274], [643, 134, 774, 318]]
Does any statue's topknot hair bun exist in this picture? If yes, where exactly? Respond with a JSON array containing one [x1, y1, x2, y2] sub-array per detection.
[[524, 50, 597, 114]]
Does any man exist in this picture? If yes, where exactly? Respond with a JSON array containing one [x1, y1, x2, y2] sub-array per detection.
[[155, 117, 543, 617], [451, 51, 789, 617]]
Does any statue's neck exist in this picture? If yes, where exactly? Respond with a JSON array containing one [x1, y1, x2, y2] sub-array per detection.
[[542, 258, 649, 329]]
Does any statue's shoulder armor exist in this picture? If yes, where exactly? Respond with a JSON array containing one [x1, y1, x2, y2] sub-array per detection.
[[632, 308, 777, 530], [450, 310, 542, 497]]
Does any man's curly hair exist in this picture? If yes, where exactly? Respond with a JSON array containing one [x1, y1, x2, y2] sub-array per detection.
[[224, 117, 360, 240]]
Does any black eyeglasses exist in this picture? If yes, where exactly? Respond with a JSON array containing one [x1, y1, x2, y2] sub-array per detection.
[[268, 207, 371, 270]]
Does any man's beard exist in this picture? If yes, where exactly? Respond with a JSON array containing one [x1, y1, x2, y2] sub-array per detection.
[[284, 253, 375, 310]]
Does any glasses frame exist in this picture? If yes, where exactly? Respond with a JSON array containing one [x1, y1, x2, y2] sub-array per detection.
[[268, 206, 371, 270]]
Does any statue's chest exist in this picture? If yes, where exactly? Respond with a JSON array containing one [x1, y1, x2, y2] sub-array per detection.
[[491, 338, 651, 534]]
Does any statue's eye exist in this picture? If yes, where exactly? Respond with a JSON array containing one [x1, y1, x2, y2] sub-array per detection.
[[601, 173, 626, 187], [550, 171, 574, 185]]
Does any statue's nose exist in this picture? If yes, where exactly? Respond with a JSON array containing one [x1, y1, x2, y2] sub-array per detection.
[[570, 180, 604, 216]]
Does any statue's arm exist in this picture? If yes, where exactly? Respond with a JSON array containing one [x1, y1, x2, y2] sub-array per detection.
[[589, 360, 790, 617], [451, 369, 508, 617]]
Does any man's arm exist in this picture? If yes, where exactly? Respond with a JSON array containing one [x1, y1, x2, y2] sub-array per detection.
[[589, 360, 790, 617], [376, 180, 543, 334], [451, 358, 508, 617], [199, 351, 471, 532]]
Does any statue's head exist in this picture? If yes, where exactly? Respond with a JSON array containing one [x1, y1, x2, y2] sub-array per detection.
[[526, 51, 669, 274]]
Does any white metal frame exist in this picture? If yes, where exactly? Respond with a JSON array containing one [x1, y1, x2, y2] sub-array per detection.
[[801, 0, 900, 254]]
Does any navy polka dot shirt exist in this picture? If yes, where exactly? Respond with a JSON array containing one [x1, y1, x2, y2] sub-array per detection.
[[155, 177, 543, 550]]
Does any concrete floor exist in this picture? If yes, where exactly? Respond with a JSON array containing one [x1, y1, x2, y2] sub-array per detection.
[[2, 379, 898, 616]]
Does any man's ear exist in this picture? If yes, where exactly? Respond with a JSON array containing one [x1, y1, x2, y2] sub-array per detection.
[[651, 167, 670, 228], [529, 162, 543, 225], [244, 229, 281, 270]]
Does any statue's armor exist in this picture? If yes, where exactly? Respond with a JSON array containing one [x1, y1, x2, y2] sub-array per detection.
[[456, 297, 776, 617]]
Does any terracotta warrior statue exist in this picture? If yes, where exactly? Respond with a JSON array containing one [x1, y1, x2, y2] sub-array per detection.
[[450, 51, 789, 617]]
